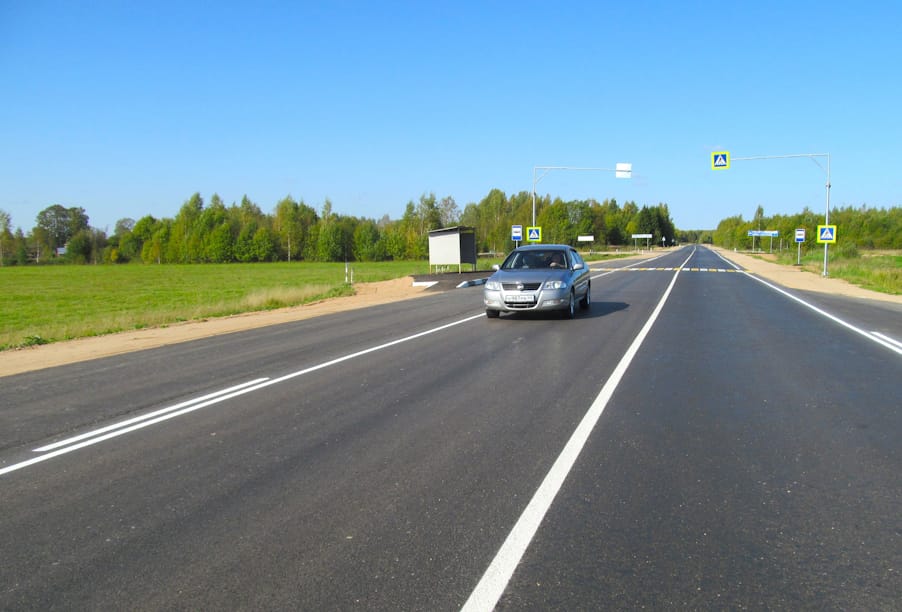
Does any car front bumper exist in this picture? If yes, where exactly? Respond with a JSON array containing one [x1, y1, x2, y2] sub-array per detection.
[[483, 288, 570, 312]]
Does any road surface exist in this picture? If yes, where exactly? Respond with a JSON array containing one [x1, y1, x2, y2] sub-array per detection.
[[1, 246, 900, 609]]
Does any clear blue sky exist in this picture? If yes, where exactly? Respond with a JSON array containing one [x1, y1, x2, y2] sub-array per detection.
[[2, 1, 900, 233]]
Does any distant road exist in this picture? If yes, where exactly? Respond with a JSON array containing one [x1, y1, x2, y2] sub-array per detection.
[[2, 246, 900, 609]]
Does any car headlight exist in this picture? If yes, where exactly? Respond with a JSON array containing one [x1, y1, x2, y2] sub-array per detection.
[[543, 280, 568, 290], [485, 280, 502, 290]]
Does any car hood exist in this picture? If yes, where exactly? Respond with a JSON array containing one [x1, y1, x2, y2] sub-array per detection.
[[487, 268, 571, 283]]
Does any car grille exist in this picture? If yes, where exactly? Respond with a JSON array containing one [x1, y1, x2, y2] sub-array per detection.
[[502, 282, 541, 290]]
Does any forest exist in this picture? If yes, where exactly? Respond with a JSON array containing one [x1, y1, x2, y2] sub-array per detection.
[[712, 204, 902, 253], [0, 190, 677, 265], [2, 192, 898, 266]]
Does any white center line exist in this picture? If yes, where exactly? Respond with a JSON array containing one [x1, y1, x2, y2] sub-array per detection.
[[462, 250, 693, 611]]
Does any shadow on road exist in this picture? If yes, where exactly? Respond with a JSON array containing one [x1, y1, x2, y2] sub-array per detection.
[[489, 301, 629, 321]]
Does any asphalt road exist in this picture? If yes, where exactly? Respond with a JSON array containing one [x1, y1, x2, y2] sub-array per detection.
[[1, 246, 900, 610]]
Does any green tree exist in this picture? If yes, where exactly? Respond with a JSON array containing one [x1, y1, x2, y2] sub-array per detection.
[[537, 198, 572, 244], [66, 229, 93, 263], [132, 215, 158, 242], [251, 227, 278, 262], [439, 196, 460, 227], [234, 221, 258, 263], [316, 222, 343, 261], [273, 196, 301, 262], [0, 209, 10, 265], [168, 193, 204, 262], [353, 220, 381, 261], [207, 223, 234, 263], [142, 219, 171, 264], [13, 228, 28, 264], [35, 204, 89, 253]]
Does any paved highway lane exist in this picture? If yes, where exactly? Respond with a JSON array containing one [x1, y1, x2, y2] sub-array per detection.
[[0, 257, 676, 610], [496, 247, 902, 609], [1, 246, 900, 609]]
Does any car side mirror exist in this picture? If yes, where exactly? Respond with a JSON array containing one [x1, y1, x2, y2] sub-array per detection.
[[572, 262, 584, 270], [492, 264, 500, 271]]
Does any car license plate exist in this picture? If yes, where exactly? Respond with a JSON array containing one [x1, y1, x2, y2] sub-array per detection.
[[507, 294, 534, 303]]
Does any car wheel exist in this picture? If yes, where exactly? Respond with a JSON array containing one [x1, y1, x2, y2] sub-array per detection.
[[562, 290, 576, 319], [580, 283, 591, 309], [486, 309, 500, 319]]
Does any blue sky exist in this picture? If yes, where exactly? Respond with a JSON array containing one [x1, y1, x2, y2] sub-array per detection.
[[2, 1, 900, 233]]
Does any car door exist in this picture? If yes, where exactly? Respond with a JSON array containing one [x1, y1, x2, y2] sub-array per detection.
[[568, 249, 590, 297]]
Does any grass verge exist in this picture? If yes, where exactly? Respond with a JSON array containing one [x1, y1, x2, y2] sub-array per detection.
[[768, 249, 901, 294], [0, 261, 431, 350]]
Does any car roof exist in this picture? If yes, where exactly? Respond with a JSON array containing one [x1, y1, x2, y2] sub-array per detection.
[[513, 244, 570, 251]]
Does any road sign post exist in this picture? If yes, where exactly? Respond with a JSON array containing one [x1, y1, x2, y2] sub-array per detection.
[[712, 151, 831, 275], [747, 230, 779, 253], [631, 233, 652, 251], [795, 228, 806, 265], [511, 224, 523, 246]]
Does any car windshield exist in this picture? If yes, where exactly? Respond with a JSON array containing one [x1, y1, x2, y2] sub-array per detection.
[[502, 250, 568, 270]]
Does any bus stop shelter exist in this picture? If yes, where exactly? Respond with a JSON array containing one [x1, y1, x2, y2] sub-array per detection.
[[428, 226, 477, 273]]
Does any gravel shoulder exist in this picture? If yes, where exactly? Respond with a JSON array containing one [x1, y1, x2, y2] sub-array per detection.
[[2, 249, 898, 377]]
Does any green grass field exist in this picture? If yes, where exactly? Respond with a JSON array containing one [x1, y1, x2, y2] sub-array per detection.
[[771, 249, 902, 295], [0, 261, 435, 350], [0, 252, 638, 350]]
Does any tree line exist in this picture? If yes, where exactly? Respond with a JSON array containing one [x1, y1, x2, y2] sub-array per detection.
[[712, 204, 902, 252], [0, 190, 679, 265], [458, 189, 676, 254]]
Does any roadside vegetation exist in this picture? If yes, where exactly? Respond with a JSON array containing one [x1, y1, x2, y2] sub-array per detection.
[[0, 261, 432, 350], [0, 188, 676, 350], [712, 204, 901, 295], [3, 191, 897, 350], [0, 250, 640, 351], [769, 248, 902, 295], [0, 190, 677, 267]]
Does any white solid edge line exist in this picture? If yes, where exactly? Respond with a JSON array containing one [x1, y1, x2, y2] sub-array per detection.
[[711, 248, 902, 356], [461, 250, 693, 611], [742, 273, 902, 357], [1, 378, 278, 476], [746, 272, 902, 355], [871, 332, 902, 350], [2, 313, 486, 477], [34, 378, 270, 452]]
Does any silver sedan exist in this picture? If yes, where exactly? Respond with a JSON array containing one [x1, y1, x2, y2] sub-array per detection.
[[483, 244, 591, 319]]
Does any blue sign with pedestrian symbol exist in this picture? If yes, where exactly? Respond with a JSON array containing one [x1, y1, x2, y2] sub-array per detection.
[[526, 226, 542, 242], [817, 225, 837, 244], [711, 151, 730, 170]]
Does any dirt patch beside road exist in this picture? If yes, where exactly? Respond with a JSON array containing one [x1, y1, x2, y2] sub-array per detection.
[[2, 250, 898, 377], [0, 276, 433, 377]]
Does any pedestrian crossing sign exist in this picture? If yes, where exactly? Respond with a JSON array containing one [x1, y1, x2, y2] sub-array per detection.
[[711, 151, 730, 170], [817, 225, 837, 244], [526, 226, 542, 242]]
